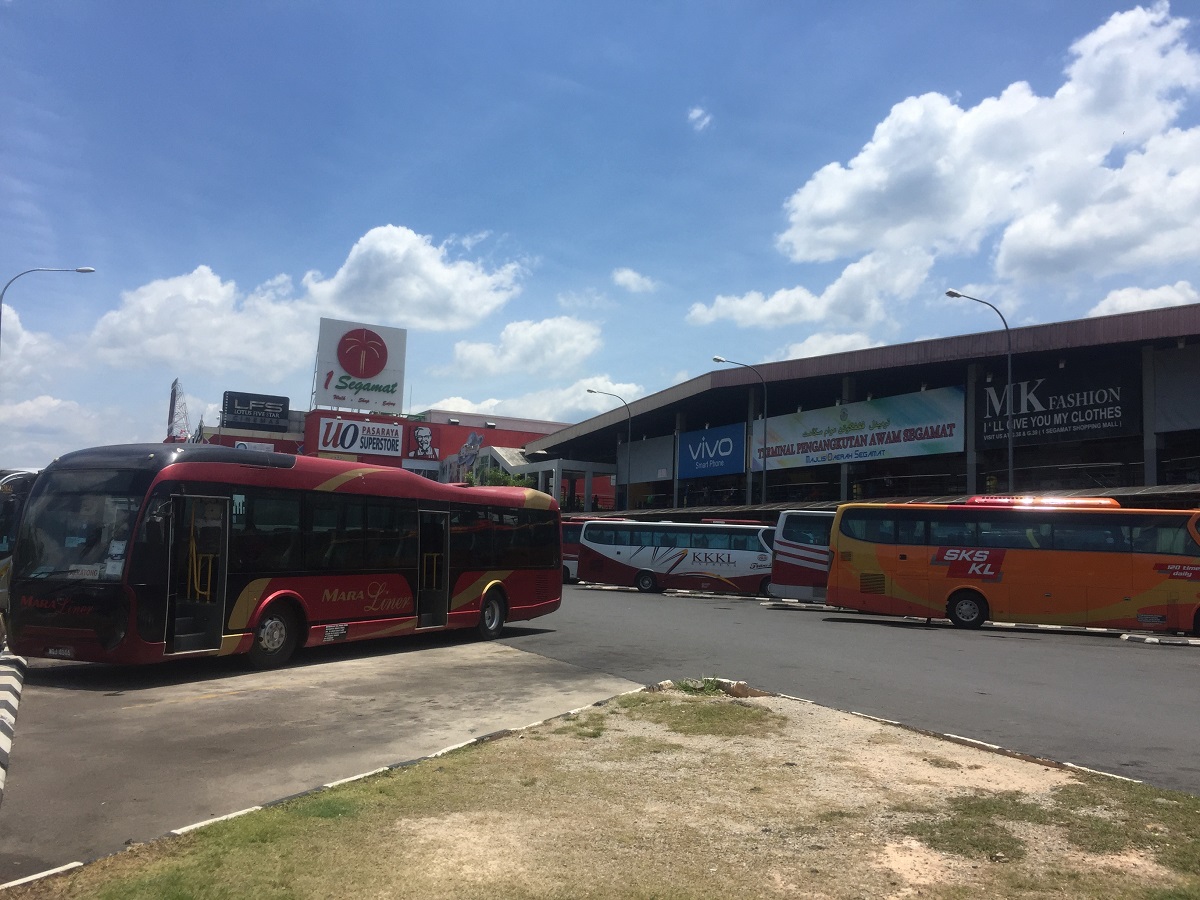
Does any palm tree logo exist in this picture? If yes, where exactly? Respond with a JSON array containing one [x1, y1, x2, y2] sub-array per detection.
[[336, 328, 388, 379]]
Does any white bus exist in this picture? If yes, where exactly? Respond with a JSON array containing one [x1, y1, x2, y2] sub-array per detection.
[[767, 509, 834, 602], [577, 519, 775, 595]]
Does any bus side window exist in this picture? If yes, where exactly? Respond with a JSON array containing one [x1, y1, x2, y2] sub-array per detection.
[[897, 517, 925, 545]]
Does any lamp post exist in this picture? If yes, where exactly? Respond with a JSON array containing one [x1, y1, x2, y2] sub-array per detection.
[[713, 355, 768, 504], [947, 290, 1013, 493], [0, 267, 96, 374], [587, 388, 632, 511]]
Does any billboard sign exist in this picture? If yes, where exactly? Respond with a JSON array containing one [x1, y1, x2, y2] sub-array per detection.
[[221, 391, 290, 432], [313, 318, 407, 413], [677, 423, 746, 479], [975, 366, 1140, 447], [315, 417, 404, 457], [752, 387, 965, 470]]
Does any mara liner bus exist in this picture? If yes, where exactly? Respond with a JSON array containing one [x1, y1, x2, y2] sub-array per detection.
[[8, 444, 561, 668], [826, 499, 1200, 634], [767, 509, 834, 602], [577, 519, 775, 595]]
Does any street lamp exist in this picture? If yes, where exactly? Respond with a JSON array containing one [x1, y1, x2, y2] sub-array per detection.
[[947, 290, 1013, 493], [713, 355, 768, 504], [587, 388, 632, 511], [0, 267, 96, 374]]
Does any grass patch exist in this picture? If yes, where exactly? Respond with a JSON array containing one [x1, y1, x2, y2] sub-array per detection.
[[903, 791, 1052, 861], [552, 709, 609, 739], [673, 677, 725, 695], [616, 692, 788, 738]]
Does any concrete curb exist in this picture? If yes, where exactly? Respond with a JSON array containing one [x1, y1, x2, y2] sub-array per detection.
[[762, 600, 1200, 646], [0, 651, 28, 814]]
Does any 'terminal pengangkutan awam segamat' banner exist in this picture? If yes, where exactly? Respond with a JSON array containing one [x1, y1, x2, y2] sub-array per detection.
[[750, 386, 965, 471]]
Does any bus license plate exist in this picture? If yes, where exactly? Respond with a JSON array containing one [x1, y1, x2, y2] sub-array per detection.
[[46, 647, 76, 659]]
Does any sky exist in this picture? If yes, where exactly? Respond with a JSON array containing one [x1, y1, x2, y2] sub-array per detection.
[[3, 1, 1200, 468]]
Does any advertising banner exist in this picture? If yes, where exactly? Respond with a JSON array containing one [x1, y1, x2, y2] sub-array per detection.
[[315, 418, 404, 457], [221, 391, 290, 432], [975, 366, 1140, 448], [677, 423, 747, 479], [751, 387, 965, 471], [313, 318, 407, 413]]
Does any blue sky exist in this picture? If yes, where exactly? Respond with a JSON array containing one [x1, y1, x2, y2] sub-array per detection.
[[3, 1, 1200, 467]]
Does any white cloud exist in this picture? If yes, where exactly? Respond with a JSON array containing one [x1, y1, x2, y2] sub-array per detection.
[[452, 317, 602, 376], [1088, 280, 1199, 316], [688, 106, 713, 132], [780, 332, 884, 359], [89, 266, 312, 378], [0, 304, 75, 383], [430, 376, 643, 424], [714, 2, 1200, 336], [0, 395, 121, 468], [612, 267, 658, 293], [303, 226, 526, 330], [557, 288, 611, 311], [86, 226, 528, 383], [686, 247, 931, 329]]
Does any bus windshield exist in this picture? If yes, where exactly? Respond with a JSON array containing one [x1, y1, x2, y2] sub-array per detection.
[[17, 469, 146, 581]]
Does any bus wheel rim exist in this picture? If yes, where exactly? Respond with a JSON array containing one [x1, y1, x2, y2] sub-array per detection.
[[260, 618, 287, 652], [956, 599, 979, 622]]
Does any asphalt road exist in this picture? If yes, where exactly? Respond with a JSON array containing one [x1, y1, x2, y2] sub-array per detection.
[[502, 584, 1200, 796]]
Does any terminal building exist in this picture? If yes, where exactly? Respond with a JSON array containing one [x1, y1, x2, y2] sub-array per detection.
[[521, 305, 1200, 518]]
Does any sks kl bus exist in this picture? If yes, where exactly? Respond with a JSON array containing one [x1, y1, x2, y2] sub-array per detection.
[[767, 509, 834, 602], [577, 519, 775, 595], [8, 444, 562, 668], [826, 497, 1200, 634]]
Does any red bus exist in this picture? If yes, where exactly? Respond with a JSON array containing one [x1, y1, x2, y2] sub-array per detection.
[[9, 444, 561, 668], [827, 500, 1200, 633], [767, 509, 834, 602], [561, 516, 588, 583], [578, 519, 775, 595]]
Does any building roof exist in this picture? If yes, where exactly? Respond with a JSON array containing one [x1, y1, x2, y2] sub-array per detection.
[[529, 304, 1200, 462]]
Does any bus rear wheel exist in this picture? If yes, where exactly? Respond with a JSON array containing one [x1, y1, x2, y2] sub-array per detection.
[[758, 577, 772, 597], [635, 571, 658, 593], [477, 589, 506, 640], [248, 603, 300, 669], [947, 591, 988, 630]]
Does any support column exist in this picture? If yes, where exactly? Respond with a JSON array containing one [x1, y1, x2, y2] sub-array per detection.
[[965, 364, 978, 494], [1143, 345, 1158, 486]]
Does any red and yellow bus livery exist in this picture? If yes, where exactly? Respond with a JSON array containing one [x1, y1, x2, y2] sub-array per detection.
[[9, 444, 561, 668], [827, 500, 1200, 633]]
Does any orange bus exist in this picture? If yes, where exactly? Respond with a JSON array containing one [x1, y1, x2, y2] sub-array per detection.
[[826, 500, 1200, 634]]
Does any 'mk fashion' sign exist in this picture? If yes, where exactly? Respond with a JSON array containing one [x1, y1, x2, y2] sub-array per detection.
[[313, 318, 408, 413], [751, 387, 965, 471]]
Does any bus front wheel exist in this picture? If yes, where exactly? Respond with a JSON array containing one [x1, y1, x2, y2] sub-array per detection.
[[477, 589, 506, 640], [248, 602, 300, 669], [635, 571, 658, 593], [758, 577, 772, 597], [947, 591, 988, 630]]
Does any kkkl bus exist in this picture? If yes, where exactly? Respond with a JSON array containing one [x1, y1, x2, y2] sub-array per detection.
[[8, 444, 561, 668], [826, 499, 1200, 634], [767, 509, 835, 602], [578, 519, 775, 595]]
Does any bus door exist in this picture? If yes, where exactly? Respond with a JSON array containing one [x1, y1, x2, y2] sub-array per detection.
[[417, 510, 449, 628], [167, 495, 228, 654]]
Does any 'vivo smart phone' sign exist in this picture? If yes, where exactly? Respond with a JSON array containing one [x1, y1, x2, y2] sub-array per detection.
[[677, 423, 746, 479]]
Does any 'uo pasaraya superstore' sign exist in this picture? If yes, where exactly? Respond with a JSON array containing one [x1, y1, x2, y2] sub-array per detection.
[[975, 365, 1140, 447]]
